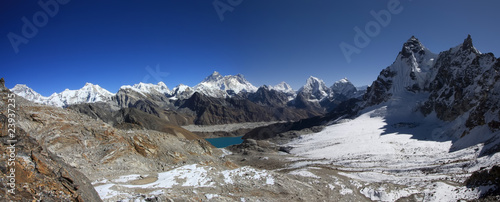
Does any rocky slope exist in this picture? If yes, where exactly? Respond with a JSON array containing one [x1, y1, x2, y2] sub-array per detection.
[[0, 79, 102, 201]]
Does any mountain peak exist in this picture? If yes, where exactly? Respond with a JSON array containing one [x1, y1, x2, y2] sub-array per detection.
[[401, 36, 427, 58], [299, 76, 330, 100], [304, 76, 325, 88], [11, 84, 46, 104], [157, 81, 167, 86], [195, 72, 257, 97], [202, 71, 223, 83], [272, 82, 294, 94], [306, 76, 321, 83], [450, 34, 480, 55], [461, 34, 474, 50], [13, 84, 28, 89], [331, 77, 356, 95], [336, 77, 350, 84], [83, 82, 98, 89], [407, 35, 418, 42]]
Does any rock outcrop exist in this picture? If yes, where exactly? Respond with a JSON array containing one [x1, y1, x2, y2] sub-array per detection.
[[0, 78, 101, 201]]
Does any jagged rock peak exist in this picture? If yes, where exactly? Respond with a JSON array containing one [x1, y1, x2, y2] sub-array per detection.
[[401, 36, 427, 57], [461, 34, 474, 51], [0, 78, 5, 89], [450, 34, 480, 55], [260, 85, 271, 90]]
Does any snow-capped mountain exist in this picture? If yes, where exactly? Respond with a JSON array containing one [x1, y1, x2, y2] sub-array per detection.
[[49, 83, 115, 107], [271, 82, 295, 95], [12, 83, 114, 107], [362, 35, 500, 153], [193, 71, 258, 98], [364, 36, 437, 105], [297, 76, 331, 101], [171, 84, 195, 100], [330, 78, 357, 97], [119, 82, 171, 96], [11, 84, 46, 104], [420, 35, 500, 149]]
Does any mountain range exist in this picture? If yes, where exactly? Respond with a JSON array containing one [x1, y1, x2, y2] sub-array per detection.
[[11, 71, 360, 108], [11, 70, 363, 128]]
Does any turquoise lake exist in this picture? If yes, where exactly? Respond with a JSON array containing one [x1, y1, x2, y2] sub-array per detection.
[[205, 136, 243, 148]]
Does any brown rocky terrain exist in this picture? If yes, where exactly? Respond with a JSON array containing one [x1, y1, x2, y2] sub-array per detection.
[[0, 78, 101, 201]]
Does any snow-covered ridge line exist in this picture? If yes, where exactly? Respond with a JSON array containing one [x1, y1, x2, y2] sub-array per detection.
[[11, 71, 356, 107], [11, 83, 114, 108]]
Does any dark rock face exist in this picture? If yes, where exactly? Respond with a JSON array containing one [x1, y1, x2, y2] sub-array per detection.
[[465, 165, 500, 199], [247, 86, 290, 107], [68, 102, 195, 130], [175, 92, 316, 125], [421, 37, 500, 129], [363, 71, 394, 106]]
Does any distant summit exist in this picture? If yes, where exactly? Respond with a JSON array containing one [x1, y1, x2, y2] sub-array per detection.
[[11, 83, 114, 107], [195, 71, 258, 97]]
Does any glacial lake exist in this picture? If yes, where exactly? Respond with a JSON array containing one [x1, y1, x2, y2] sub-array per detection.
[[205, 136, 243, 148]]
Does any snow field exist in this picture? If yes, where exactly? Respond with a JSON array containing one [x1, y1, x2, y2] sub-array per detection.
[[284, 106, 500, 201], [93, 164, 275, 201]]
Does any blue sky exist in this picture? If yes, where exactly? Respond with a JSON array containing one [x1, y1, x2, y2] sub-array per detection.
[[1, 0, 499, 96]]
